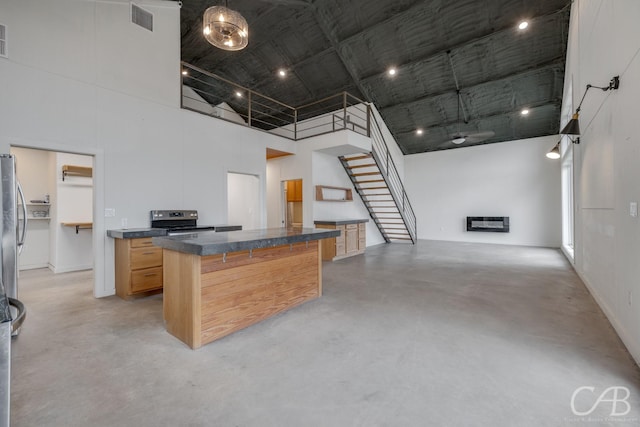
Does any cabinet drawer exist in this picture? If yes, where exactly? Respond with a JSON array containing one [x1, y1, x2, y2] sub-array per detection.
[[130, 246, 162, 269], [335, 242, 345, 256], [346, 224, 358, 230], [131, 237, 155, 248], [358, 223, 366, 234], [131, 267, 163, 293]]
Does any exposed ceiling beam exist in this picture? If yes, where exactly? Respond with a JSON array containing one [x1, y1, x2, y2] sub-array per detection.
[[311, 3, 372, 102], [354, 7, 570, 82], [377, 58, 565, 111], [393, 100, 561, 138]]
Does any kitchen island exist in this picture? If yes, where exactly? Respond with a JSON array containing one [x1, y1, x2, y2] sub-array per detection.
[[152, 228, 340, 349]]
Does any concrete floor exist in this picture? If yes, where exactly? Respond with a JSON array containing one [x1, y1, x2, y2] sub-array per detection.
[[10, 240, 640, 426]]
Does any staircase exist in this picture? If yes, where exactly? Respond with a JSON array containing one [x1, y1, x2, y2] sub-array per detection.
[[339, 112, 417, 243]]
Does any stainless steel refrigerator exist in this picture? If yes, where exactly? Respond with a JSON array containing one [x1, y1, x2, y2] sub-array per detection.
[[1, 154, 28, 427]]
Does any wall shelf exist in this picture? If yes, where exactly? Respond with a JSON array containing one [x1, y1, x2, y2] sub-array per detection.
[[19, 202, 51, 221], [62, 222, 93, 234], [315, 185, 353, 202], [62, 165, 92, 181]]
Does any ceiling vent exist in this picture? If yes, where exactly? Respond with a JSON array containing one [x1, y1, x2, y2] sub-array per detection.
[[0, 24, 7, 58], [131, 4, 153, 32]]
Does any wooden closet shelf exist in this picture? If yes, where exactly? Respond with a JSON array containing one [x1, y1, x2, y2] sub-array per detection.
[[62, 165, 92, 181], [62, 222, 93, 234]]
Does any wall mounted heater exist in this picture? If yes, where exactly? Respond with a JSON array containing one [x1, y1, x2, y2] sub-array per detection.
[[466, 216, 509, 233]]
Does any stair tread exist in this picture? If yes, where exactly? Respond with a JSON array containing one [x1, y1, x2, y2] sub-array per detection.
[[351, 172, 382, 176], [356, 180, 386, 183], [342, 154, 372, 161], [347, 163, 378, 169]]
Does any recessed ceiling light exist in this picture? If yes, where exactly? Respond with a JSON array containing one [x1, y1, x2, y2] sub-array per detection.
[[521, 108, 530, 116], [235, 91, 243, 98], [416, 129, 423, 135], [388, 67, 397, 76], [181, 70, 188, 75], [518, 21, 529, 30], [278, 69, 287, 78]]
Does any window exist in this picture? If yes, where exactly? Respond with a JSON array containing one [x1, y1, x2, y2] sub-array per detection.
[[561, 140, 574, 259]]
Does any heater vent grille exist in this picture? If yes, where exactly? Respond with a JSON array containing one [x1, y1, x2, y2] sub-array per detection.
[[0, 24, 7, 58], [131, 4, 153, 32]]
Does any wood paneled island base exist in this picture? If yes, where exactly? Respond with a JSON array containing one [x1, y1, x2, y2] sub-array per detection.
[[163, 241, 321, 349]]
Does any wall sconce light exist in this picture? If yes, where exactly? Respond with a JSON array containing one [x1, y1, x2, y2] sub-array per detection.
[[546, 137, 581, 159], [560, 76, 620, 135], [546, 142, 560, 159]]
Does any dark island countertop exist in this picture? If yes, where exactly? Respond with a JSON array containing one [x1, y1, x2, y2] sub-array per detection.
[[152, 227, 341, 256], [107, 228, 168, 239], [314, 219, 369, 226], [107, 225, 242, 239]]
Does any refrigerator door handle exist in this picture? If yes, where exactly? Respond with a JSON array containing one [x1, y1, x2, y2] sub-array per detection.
[[17, 181, 27, 253]]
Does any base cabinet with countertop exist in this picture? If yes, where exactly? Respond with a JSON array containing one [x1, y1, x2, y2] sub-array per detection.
[[314, 219, 367, 261], [114, 237, 164, 299], [153, 228, 340, 349]]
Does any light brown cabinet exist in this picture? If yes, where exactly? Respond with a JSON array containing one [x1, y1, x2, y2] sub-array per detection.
[[314, 220, 367, 261], [115, 237, 163, 299], [286, 179, 302, 202]]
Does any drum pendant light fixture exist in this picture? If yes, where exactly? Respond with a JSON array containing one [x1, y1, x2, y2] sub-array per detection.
[[203, 1, 248, 51]]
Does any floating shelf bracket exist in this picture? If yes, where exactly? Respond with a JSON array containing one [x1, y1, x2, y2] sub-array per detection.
[[62, 222, 93, 234], [62, 165, 92, 181]]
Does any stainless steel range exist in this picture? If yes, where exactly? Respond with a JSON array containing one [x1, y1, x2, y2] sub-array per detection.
[[150, 210, 217, 236]]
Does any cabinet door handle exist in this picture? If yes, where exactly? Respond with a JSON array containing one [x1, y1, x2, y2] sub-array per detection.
[[142, 252, 155, 255], [144, 273, 157, 277]]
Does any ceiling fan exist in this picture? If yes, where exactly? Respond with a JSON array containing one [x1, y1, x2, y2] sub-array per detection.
[[448, 90, 495, 145], [440, 50, 494, 146]]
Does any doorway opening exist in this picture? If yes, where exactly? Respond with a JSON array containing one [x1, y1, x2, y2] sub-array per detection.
[[10, 147, 94, 276], [283, 179, 303, 227], [227, 172, 260, 230]]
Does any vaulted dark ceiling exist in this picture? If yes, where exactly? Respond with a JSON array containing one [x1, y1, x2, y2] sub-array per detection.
[[180, 0, 570, 154]]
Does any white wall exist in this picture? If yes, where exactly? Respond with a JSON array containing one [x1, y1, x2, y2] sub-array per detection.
[[53, 152, 93, 273], [0, 0, 295, 296], [405, 135, 561, 247], [266, 130, 386, 247], [561, 0, 640, 364]]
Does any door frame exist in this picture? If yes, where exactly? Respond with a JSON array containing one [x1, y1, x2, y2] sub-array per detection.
[[9, 137, 106, 297]]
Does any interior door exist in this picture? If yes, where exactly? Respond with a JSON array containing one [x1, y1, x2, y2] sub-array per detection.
[[227, 172, 260, 230]]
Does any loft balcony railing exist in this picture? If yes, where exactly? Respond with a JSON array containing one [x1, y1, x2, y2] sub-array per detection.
[[181, 61, 416, 242], [181, 62, 369, 141]]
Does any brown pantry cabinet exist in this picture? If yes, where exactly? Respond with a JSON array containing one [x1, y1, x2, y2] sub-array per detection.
[[114, 237, 163, 299], [314, 219, 367, 261], [286, 179, 303, 202]]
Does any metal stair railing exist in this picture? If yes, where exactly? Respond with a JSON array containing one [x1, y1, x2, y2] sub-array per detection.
[[357, 108, 417, 243]]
